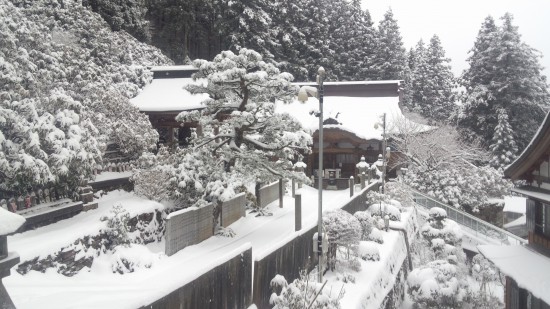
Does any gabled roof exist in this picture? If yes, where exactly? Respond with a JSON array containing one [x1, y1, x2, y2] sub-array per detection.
[[505, 111, 550, 180], [276, 95, 430, 141], [130, 77, 208, 113]]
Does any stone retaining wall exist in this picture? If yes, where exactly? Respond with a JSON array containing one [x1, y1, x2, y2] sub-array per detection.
[[258, 181, 279, 208], [165, 204, 214, 256], [221, 193, 246, 227]]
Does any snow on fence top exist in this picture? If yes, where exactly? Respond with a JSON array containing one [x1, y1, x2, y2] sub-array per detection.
[[0, 207, 26, 235]]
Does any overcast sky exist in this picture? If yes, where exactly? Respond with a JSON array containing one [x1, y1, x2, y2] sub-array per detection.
[[361, 0, 550, 78]]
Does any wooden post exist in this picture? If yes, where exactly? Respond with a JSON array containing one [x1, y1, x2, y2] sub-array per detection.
[[295, 192, 302, 231], [279, 178, 283, 208], [292, 178, 296, 198], [349, 176, 354, 197]]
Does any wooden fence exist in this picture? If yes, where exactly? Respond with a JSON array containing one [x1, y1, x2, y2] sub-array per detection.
[[142, 245, 252, 309], [221, 192, 246, 227], [165, 204, 214, 256], [258, 181, 279, 208]]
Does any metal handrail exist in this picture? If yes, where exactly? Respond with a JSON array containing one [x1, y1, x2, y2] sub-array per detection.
[[410, 189, 527, 246]]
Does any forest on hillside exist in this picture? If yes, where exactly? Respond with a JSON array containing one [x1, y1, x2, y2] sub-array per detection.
[[2, 0, 550, 214]]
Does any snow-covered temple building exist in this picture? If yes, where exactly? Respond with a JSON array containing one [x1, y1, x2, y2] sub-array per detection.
[[479, 111, 550, 309], [131, 66, 207, 148], [131, 66, 422, 182]]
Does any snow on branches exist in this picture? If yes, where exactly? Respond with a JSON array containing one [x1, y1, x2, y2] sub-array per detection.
[[178, 49, 311, 184]]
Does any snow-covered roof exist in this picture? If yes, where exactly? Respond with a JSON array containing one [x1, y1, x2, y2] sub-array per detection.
[[505, 110, 550, 180], [130, 78, 208, 113], [276, 96, 429, 141], [0, 208, 26, 235], [478, 245, 550, 304], [512, 186, 550, 204], [150, 65, 196, 72], [503, 196, 527, 214]]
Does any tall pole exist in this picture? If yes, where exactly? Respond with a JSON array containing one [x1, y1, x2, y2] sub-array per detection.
[[381, 113, 387, 216], [317, 67, 325, 283], [381, 113, 387, 194]]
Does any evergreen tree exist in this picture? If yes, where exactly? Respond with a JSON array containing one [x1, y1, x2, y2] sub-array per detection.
[[407, 36, 455, 124], [457, 14, 550, 151], [489, 109, 518, 169], [373, 9, 408, 80], [424, 35, 455, 123], [225, 0, 275, 60], [409, 40, 429, 113]]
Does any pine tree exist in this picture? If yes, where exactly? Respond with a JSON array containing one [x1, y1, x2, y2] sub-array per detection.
[[179, 49, 312, 181], [489, 109, 518, 169], [424, 35, 455, 123], [373, 9, 408, 80], [458, 14, 550, 150], [409, 40, 429, 113]]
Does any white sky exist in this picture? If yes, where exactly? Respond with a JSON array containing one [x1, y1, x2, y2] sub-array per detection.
[[361, 0, 550, 78]]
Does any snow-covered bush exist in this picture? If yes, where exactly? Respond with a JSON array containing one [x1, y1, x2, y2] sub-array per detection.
[[408, 259, 468, 308], [110, 244, 155, 274], [385, 181, 415, 208], [405, 165, 511, 212], [368, 202, 401, 221], [270, 272, 343, 309], [357, 241, 380, 261], [421, 208, 462, 251], [367, 227, 384, 244], [323, 210, 361, 271], [354, 211, 374, 240], [104, 203, 131, 248]]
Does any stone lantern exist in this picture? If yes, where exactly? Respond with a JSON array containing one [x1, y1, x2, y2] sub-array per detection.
[[293, 161, 307, 190], [356, 156, 370, 188], [0, 208, 25, 309]]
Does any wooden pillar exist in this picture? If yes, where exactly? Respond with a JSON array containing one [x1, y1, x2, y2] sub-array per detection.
[[295, 192, 302, 231], [279, 179, 283, 208], [349, 177, 354, 197]]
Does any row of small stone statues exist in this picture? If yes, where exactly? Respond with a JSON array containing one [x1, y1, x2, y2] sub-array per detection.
[[1, 185, 77, 213], [91, 160, 133, 175]]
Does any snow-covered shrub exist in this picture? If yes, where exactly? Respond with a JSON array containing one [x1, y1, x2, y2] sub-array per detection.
[[354, 211, 374, 240], [323, 210, 361, 271], [368, 202, 401, 221], [132, 166, 172, 202], [367, 227, 384, 244], [385, 181, 415, 208], [270, 272, 343, 309], [405, 165, 511, 212], [110, 244, 156, 274], [408, 259, 468, 308], [104, 203, 131, 247], [357, 241, 380, 261], [215, 226, 235, 238], [421, 208, 462, 249]]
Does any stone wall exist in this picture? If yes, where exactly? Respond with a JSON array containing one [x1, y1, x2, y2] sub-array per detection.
[[258, 181, 279, 208], [221, 193, 246, 228], [142, 246, 252, 309], [165, 204, 214, 256], [252, 227, 318, 309], [341, 182, 380, 214]]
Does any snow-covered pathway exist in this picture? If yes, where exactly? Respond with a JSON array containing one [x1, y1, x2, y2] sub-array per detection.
[[5, 186, 350, 309]]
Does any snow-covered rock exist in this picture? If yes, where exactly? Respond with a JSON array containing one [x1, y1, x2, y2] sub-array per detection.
[[0, 208, 25, 235]]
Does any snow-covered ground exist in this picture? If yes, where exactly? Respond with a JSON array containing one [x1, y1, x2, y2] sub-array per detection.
[[5, 186, 351, 309]]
